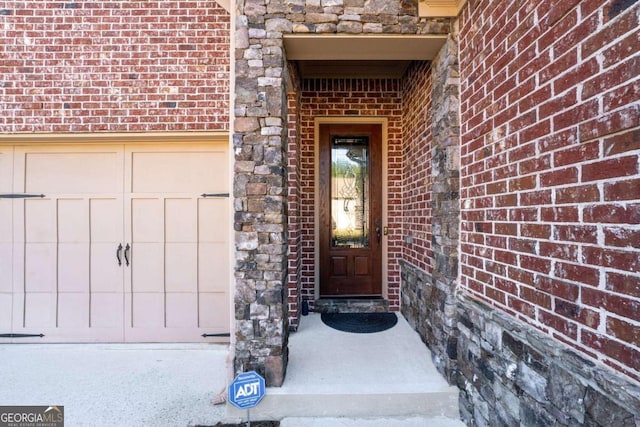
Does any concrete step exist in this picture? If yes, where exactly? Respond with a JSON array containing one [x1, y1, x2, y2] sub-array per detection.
[[313, 298, 389, 313], [227, 388, 459, 420], [226, 313, 460, 422], [280, 416, 466, 427]]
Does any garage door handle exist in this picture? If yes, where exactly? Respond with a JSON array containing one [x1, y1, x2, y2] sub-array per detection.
[[116, 243, 123, 266], [124, 243, 130, 267]]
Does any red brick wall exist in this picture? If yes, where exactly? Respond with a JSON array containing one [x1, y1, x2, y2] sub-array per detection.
[[287, 87, 303, 328], [401, 61, 433, 274], [459, 0, 640, 379], [298, 79, 403, 310], [0, 1, 229, 133]]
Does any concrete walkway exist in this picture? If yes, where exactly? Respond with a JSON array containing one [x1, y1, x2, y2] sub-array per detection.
[[1, 313, 465, 426], [0, 343, 229, 426], [227, 313, 463, 424]]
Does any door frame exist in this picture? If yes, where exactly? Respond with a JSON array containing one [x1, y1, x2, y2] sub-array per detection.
[[314, 117, 389, 300]]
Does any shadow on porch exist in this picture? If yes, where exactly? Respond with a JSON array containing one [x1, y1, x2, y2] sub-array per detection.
[[227, 312, 462, 424]]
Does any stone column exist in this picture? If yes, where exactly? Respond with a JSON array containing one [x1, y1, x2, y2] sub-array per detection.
[[232, 0, 290, 387], [430, 33, 461, 381]]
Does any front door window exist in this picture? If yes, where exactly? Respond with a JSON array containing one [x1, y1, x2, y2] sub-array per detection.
[[331, 136, 370, 249]]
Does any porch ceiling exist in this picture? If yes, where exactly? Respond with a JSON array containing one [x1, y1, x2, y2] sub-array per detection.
[[283, 34, 448, 79]]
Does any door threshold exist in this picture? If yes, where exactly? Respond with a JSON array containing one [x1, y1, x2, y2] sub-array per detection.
[[314, 298, 389, 313]]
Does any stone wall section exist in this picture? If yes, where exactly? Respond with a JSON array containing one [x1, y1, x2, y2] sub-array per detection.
[[457, 295, 640, 426], [430, 35, 460, 289], [1, 1, 230, 132], [265, 0, 451, 35], [400, 36, 460, 383], [233, 0, 290, 386]]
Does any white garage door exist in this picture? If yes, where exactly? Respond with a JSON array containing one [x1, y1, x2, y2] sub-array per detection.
[[0, 143, 230, 343]]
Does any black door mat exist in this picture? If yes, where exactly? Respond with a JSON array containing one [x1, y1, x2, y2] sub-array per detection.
[[320, 312, 398, 334]]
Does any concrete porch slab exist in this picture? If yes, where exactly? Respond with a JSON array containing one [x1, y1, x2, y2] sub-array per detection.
[[226, 313, 461, 422]]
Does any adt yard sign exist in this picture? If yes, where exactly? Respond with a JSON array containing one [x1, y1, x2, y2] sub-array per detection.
[[228, 371, 265, 409]]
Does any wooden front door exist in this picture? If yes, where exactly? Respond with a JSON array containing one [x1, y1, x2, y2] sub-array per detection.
[[319, 124, 382, 296]]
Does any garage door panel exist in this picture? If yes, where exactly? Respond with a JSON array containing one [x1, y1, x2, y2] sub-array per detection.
[[58, 293, 89, 328], [130, 243, 164, 292], [91, 293, 124, 328], [25, 243, 57, 292], [166, 293, 197, 328], [91, 199, 122, 242], [199, 199, 228, 242], [0, 202, 11, 242], [131, 151, 226, 193], [91, 243, 124, 293], [131, 293, 164, 327], [199, 243, 229, 292], [58, 199, 89, 242], [0, 244, 12, 293], [166, 243, 197, 292], [24, 293, 56, 328], [24, 199, 57, 242], [6, 142, 229, 343], [0, 293, 11, 331], [199, 293, 229, 330], [25, 151, 121, 194], [0, 146, 12, 299], [58, 243, 90, 292], [11, 292, 24, 329], [166, 199, 197, 242], [0, 148, 12, 191], [132, 199, 164, 243]]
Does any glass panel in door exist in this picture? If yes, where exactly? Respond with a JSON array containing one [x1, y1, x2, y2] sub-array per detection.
[[331, 136, 370, 249]]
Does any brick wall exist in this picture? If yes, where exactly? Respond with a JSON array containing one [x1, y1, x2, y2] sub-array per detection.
[[0, 1, 229, 133], [459, 0, 640, 382], [401, 61, 434, 273], [287, 69, 303, 329], [298, 79, 403, 311]]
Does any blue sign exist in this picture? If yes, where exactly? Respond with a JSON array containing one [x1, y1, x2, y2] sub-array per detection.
[[228, 371, 265, 409]]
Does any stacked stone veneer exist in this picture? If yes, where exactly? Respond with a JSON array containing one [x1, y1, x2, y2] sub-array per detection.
[[457, 295, 640, 426], [233, 0, 290, 384], [1, 1, 230, 132], [401, 36, 460, 382]]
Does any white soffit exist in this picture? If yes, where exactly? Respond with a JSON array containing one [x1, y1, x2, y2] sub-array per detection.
[[283, 34, 448, 61], [418, 0, 468, 17], [215, 0, 230, 12]]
